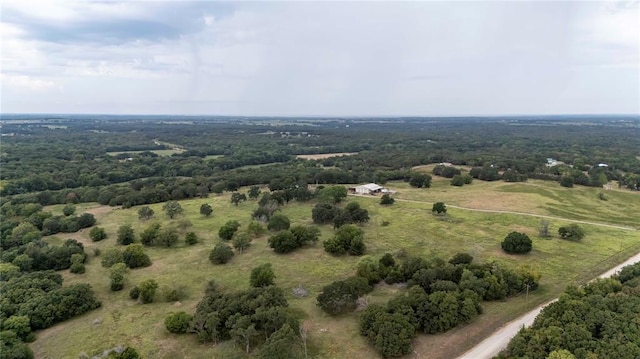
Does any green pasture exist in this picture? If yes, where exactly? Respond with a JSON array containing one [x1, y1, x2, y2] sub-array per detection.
[[32, 182, 640, 359]]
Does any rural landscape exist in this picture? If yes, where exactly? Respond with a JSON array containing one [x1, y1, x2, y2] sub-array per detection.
[[1, 115, 639, 359]]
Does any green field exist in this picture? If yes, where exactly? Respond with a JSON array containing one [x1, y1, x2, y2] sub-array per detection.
[[32, 180, 640, 359]]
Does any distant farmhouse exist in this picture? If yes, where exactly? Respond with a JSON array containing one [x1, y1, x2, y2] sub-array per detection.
[[545, 158, 566, 167], [349, 183, 395, 195]]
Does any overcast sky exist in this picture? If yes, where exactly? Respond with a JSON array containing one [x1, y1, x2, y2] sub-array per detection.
[[1, 1, 638, 116]]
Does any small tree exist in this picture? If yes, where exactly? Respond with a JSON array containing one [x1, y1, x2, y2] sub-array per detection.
[[250, 263, 275, 287], [323, 224, 366, 256], [219, 220, 241, 241], [138, 279, 159, 303], [539, 219, 550, 238], [122, 244, 152, 268], [209, 243, 234, 264], [380, 194, 395, 205], [248, 186, 262, 200], [185, 232, 198, 245], [163, 201, 183, 219], [110, 263, 129, 291], [101, 248, 124, 268], [62, 204, 76, 216], [89, 226, 107, 242], [156, 227, 179, 247], [558, 224, 585, 241], [408, 173, 432, 188], [501, 232, 532, 254], [137, 206, 154, 220], [232, 232, 251, 253], [117, 224, 135, 245], [230, 192, 247, 206], [69, 253, 85, 274], [199, 203, 213, 217], [451, 175, 466, 187], [317, 186, 348, 203], [267, 214, 291, 231], [140, 223, 161, 246], [432, 202, 447, 215]]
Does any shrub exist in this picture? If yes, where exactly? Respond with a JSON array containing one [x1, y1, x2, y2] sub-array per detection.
[[122, 244, 152, 268], [380, 194, 395, 205], [116, 224, 135, 245], [558, 224, 585, 241], [432, 202, 447, 214], [89, 227, 107, 242], [317, 277, 372, 315], [185, 232, 198, 245], [219, 220, 240, 241], [165, 311, 193, 334], [501, 232, 532, 254], [129, 286, 140, 300], [323, 225, 366, 256], [250, 263, 275, 288], [138, 279, 158, 304]]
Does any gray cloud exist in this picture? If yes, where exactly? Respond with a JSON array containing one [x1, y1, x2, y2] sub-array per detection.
[[1, 1, 638, 116]]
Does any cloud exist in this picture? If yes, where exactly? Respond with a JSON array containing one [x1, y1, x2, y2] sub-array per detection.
[[0, 1, 638, 115], [0, 73, 57, 91]]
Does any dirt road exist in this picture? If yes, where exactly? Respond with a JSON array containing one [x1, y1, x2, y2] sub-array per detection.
[[456, 251, 640, 359]]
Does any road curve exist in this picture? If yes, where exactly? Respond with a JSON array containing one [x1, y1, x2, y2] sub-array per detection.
[[456, 252, 640, 359]]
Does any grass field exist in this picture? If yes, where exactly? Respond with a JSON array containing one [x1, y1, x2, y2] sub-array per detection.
[[31, 180, 640, 359]]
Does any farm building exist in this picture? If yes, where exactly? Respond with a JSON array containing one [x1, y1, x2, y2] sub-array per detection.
[[352, 183, 384, 195]]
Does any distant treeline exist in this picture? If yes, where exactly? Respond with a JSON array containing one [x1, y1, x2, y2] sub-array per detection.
[[1, 118, 639, 203]]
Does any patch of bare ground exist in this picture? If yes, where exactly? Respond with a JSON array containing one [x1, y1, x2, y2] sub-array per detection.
[[296, 152, 358, 160]]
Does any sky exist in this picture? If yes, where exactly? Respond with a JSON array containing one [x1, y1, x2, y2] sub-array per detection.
[[1, 0, 638, 116]]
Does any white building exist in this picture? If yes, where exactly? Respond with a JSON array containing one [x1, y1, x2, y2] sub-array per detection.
[[354, 183, 383, 195]]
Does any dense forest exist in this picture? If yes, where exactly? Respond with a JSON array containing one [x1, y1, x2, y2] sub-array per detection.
[[497, 262, 640, 359], [1, 115, 639, 208]]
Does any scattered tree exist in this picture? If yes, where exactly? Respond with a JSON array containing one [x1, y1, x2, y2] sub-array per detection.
[[501, 232, 533, 254], [231, 192, 247, 206], [137, 206, 154, 220], [210, 243, 234, 264], [409, 173, 432, 188], [156, 227, 179, 247], [163, 201, 183, 219], [560, 176, 574, 188], [219, 220, 241, 241], [232, 232, 251, 253], [140, 223, 161, 246], [268, 214, 291, 231], [117, 224, 135, 245], [250, 263, 276, 287], [199, 203, 213, 217], [122, 244, 152, 268], [317, 186, 348, 203], [432, 202, 447, 214], [380, 193, 395, 205], [248, 186, 262, 200], [323, 224, 366, 256]]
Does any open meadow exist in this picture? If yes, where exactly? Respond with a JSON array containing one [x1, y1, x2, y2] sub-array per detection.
[[32, 179, 640, 359]]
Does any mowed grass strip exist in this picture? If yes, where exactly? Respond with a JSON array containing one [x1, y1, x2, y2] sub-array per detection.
[[33, 183, 640, 359]]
